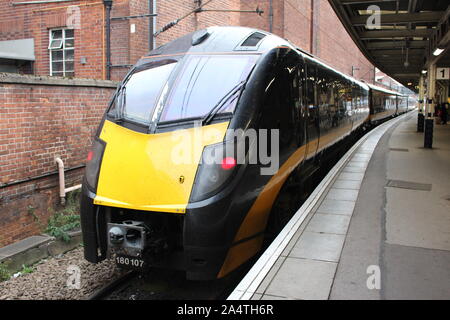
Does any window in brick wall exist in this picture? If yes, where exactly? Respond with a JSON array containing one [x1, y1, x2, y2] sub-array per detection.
[[48, 28, 74, 77]]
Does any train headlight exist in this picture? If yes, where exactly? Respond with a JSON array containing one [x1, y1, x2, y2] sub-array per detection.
[[190, 142, 239, 202], [85, 138, 106, 192], [109, 226, 125, 245]]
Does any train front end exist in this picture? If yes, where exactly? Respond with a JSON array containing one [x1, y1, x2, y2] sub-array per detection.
[[80, 27, 269, 280]]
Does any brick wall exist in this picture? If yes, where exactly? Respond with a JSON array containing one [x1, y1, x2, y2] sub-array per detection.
[[241, 0, 375, 83], [154, 0, 240, 46], [0, 0, 379, 83], [283, 0, 311, 52], [107, 0, 243, 80], [110, 0, 132, 81], [0, 0, 107, 80], [314, 0, 375, 82], [0, 74, 117, 246], [240, 0, 285, 39]]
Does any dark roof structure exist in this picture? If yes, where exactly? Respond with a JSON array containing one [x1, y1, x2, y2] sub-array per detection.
[[328, 0, 450, 90]]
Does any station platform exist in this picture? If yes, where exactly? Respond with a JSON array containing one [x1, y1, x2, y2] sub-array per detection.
[[229, 111, 450, 300]]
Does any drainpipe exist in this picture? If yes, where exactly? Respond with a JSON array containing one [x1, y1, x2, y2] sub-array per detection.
[[268, 0, 273, 33], [55, 157, 82, 205], [148, 0, 154, 51], [310, 0, 314, 54], [104, 0, 113, 80], [152, 0, 157, 49]]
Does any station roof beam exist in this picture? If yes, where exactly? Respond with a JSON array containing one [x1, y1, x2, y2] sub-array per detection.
[[328, 0, 450, 90]]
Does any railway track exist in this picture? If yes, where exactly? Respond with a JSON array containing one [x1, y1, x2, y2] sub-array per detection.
[[87, 260, 255, 300], [86, 116, 397, 301], [85, 135, 357, 300], [87, 270, 138, 300]]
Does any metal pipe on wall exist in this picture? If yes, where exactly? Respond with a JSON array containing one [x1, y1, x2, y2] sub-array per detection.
[[55, 157, 66, 205], [310, 0, 315, 54], [269, 0, 273, 33], [152, 0, 157, 49], [148, 0, 157, 51], [55, 157, 82, 205], [149, 0, 154, 51], [0, 165, 85, 190], [104, 0, 113, 80], [12, 0, 74, 5]]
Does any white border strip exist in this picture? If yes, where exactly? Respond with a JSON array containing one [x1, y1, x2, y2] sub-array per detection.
[[227, 114, 408, 300]]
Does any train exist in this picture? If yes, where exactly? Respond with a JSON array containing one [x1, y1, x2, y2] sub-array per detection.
[[80, 26, 415, 280]]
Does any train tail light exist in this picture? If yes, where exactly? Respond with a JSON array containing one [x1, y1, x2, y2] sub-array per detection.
[[189, 142, 239, 202], [86, 151, 94, 162], [221, 157, 237, 170]]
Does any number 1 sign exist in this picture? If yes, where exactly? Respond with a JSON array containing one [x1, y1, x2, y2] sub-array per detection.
[[436, 67, 450, 80]]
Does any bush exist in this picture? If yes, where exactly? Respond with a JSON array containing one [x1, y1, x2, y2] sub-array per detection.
[[20, 264, 34, 275], [0, 264, 10, 282], [45, 190, 81, 242]]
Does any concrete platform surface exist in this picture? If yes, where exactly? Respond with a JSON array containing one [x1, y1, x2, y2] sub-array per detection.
[[230, 111, 450, 300], [0, 235, 52, 260], [0, 231, 82, 272]]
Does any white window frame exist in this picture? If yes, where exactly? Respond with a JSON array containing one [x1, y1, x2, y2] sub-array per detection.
[[49, 28, 75, 77]]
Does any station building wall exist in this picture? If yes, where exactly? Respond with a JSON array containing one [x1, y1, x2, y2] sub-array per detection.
[[240, 0, 375, 83], [0, 0, 241, 82], [0, 0, 107, 80], [0, 74, 116, 246], [1, 0, 375, 82]]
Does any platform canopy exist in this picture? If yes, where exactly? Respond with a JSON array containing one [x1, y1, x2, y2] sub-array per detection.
[[328, 0, 450, 90]]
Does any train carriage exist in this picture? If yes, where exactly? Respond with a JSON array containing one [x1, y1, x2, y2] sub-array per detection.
[[80, 26, 407, 280], [367, 84, 399, 123], [397, 94, 409, 114]]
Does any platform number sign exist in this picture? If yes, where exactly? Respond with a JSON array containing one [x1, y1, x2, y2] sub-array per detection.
[[436, 67, 450, 80]]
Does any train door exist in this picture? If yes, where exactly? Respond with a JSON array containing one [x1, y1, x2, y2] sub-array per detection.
[[395, 95, 399, 115], [304, 60, 320, 160], [337, 78, 352, 133], [350, 84, 359, 132], [295, 60, 308, 162], [316, 67, 342, 151], [258, 50, 303, 165]]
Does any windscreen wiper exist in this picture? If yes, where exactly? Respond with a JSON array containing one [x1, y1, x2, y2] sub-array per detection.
[[201, 81, 246, 126], [112, 86, 127, 123], [112, 69, 135, 123]]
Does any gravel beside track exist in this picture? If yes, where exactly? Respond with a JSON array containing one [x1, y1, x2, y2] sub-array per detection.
[[0, 247, 122, 300]]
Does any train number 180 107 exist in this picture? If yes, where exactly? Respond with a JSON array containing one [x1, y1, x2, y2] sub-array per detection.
[[115, 255, 144, 268]]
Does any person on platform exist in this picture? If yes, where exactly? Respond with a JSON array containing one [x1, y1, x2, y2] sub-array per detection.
[[441, 103, 448, 125]]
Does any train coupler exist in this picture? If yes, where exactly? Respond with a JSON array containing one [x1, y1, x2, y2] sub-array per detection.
[[107, 221, 170, 270]]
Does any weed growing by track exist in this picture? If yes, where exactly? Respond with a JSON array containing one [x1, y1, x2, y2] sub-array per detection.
[[45, 190, 81, 242], [0, 264, 10, 282]]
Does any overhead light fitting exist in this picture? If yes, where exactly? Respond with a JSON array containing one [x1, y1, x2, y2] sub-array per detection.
[[433, 48, 445, 56], [422, 70, 427, 74]]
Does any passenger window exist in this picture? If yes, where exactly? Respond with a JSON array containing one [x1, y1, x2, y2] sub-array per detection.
[[336, 79, 350, 126], [260, 68, 294, 146], [317, 67, 338, 134], [305, 62, 319, 143], [111, 60, 177, 125], [160, 55, 257, 122]]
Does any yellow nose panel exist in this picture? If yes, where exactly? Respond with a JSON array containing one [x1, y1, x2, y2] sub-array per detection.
[[94, 120, 229, 214]]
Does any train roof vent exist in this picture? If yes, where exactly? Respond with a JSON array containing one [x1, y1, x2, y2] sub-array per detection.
[[236, 32, 266, 51], [192, 30, 210, 46], [242, 32, 266, 46]]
